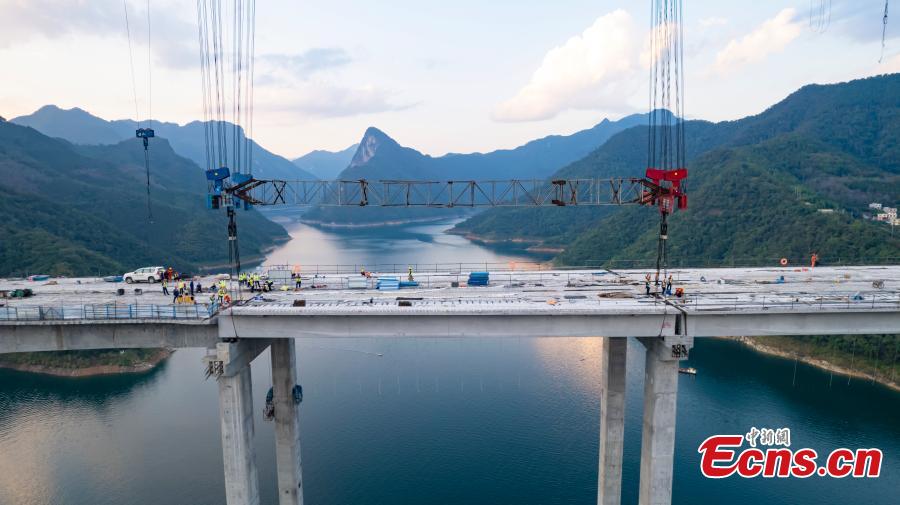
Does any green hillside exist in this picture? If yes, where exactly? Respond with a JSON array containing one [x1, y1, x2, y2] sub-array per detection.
[[559, 135, 900, 266], [454, 74, 900, 266], [0, 121, 288, 277]]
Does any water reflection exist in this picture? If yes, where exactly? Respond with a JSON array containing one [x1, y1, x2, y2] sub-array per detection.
[[260, 215, 542, 269]]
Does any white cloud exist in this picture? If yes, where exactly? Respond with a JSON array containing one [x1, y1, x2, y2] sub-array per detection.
[[713, 8, 802, 74], [0, 0, 195, 69], [699, 17, 728, 28], [492, 9, 640, 122], [258, 81, 413, 118], [254, 48, 410, 118], [260, 48, 352, 77]]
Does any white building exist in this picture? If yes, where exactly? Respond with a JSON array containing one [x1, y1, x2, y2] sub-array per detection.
[[869, 202, 883, 210]]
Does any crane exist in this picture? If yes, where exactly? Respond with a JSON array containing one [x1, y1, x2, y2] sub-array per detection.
[[204, 172, 686, 293], [197, 0, 689, 301]]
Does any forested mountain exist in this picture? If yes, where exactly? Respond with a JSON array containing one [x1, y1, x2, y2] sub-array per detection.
[[453, 74, 900, 266], [302, 114, 646, 225], [0, 120, 287, 276], [292, 144, 357, 180], [12, 105, 316, 180]]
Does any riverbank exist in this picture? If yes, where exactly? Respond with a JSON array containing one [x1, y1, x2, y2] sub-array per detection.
[[0, 348, 174, 377], [726, 336, 900, 393], [445, 230, 564, 255]]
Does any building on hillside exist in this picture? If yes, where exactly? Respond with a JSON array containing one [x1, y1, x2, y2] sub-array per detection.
[[875, 206, 898, 223], [869, 202, 883, 210]]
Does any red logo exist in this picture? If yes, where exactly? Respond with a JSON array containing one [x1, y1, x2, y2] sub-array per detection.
[[698, 428, 882, 478]]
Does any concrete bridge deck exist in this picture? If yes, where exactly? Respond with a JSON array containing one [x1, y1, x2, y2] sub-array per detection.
[[1, 265, 898, 505], [1, 265, 897, 311]]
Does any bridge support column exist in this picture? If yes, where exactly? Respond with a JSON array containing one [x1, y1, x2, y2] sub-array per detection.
[[213, 340, 270, 505], [271, 338, 304, 505], [637, 337, 688, 505], [597, 337, 627, 505], [219, 364, 260, 505]]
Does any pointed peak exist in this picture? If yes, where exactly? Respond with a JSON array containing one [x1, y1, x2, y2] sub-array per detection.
[[350, 127, 399, 167], [361, 126, 395, 143]]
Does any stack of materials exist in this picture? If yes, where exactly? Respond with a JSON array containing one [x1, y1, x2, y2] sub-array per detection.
[[347, 277, 368, 289], [377, 277, 400, 290], [467, 272, 489, 286]]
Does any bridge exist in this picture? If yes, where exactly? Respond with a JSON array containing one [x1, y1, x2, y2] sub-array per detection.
[[1, 265, 898, 505]]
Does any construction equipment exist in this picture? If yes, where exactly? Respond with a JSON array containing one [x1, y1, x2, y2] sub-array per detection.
[[197, 0, 689, 303]]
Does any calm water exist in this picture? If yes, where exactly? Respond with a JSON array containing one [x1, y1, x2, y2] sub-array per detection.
[[0, 219, 898, 505]]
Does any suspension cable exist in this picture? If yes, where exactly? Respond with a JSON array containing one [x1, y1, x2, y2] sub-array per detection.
[[881, 0, 890, 63], [123, 0, 141, 127]]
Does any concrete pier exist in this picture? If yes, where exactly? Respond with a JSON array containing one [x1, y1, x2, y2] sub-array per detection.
[[637, 338, 682, 505], [597, 337, 628, 505], [218, 348, 262, 505], [271, 339, 304, 505]]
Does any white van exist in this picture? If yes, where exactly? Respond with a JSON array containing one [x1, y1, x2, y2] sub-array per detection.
[[123, 266, 165, 283]]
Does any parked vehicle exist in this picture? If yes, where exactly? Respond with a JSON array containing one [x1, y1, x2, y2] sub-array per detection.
[[123, 266, 165, 284]]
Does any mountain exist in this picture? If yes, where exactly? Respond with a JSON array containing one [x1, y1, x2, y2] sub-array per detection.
[[452, 74, 900, 265], [12, 105, 317, 181], [302, 115, 646, 226], [430, 113, 648, 180], [0, 120, 288, 276], [292, 144, 357, 180]]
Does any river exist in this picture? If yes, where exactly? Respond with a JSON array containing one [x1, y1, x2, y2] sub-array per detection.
[[0, 218, 897, 505]]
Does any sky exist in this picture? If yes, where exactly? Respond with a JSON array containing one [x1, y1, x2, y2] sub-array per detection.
[[0, 0, 898, 159]]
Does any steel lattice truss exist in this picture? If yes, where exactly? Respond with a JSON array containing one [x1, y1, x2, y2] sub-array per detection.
[[230, 178, 657, 208]]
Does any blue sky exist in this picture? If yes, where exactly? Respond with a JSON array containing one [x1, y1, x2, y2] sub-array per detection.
[[0, 1, 896, 158]]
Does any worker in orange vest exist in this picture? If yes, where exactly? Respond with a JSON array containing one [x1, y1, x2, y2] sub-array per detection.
[[811, 252, 819, 268]]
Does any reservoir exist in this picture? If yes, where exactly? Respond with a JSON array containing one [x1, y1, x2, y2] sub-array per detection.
[[0, 218, 897, 505]]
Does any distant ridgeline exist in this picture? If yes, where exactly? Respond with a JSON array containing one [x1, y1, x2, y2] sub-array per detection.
[[301, 114, 648, 226], [0, 120, 288, 277], [453, 74, 900, 266], [12, 105, 317, 181]]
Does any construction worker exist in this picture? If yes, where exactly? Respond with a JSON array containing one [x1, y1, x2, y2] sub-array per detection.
[[172, 285, 180, 303], [811, 252, 819, 268], [408, 265, 414, 282], [360, 267, 367, 277], [644, 273, 651, 296], [162, 278, 169, 296], [196, 280, 203, 293], [666, 275, 674, 296], [295, 275, 302, 290], [253, 274, 261, 291], [190, 279, 195, 296]]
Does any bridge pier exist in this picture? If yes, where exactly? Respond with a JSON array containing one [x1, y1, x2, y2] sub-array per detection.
[[271, 338, 304, 505], [597, 337, 627, 505], [219, 364, 261, 505], [636, 337, 689, 505], [213, 340, 270, 505]]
